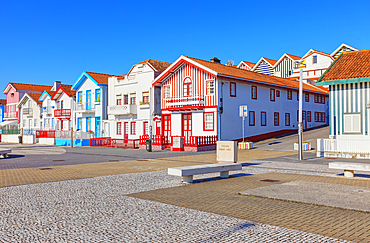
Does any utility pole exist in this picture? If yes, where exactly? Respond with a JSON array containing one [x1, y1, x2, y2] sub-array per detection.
[[297, 60, 306, 160]]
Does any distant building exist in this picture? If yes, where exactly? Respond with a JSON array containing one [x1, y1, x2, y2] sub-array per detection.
[[251, 57, 277, 76]]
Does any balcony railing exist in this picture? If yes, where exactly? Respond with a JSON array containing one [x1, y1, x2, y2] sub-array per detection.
[[4, 111, 18, 119], [42, 106, 52, 114], [23, 108, 33, 116], [164, 95, 205, 108], [75, 102, 95, 113], [54, 109, 71, 117], [108, 104, 137, 115]]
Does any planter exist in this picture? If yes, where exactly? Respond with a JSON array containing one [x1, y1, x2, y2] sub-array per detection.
[[238, 142, 253, 150], [294, 142, 311, 151]]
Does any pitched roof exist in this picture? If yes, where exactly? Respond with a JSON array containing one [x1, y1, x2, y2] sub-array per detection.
[[262, 57, 277, 66], [286, 54, 301, 61], [331, 43, 358, 57], [51, 85, 76, 100], [0, 99, 6, 105], [27, 93, 43, 105], [238, 61, 256, 69], [318, 50, 370, 83], [146, 59, 172, 73], [4, 82, 53, 94], [158, 56, 328, 95], [85, 72, 124, 85], [302, 49, 334, 60]]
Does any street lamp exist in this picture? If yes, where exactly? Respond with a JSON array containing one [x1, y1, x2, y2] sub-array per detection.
[[296, 60, 306, 160]]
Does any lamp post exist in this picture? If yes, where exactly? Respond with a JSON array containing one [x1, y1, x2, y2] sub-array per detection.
[[296, 60, 306, 160]]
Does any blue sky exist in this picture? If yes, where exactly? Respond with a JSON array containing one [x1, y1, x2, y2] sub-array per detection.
[[0, 0, 369, 98]]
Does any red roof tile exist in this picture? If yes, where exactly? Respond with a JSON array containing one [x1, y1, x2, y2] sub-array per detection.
[[86, 72, 125, 85], [263, 57, 277, 66], [186, 56, 328, 94], [242, 61, 256, 68], [286, 54, 301, 61], [9, 83, 53, 92], [136, 59, 172, 73], [0, 99, 6, 105], [320, 50, 370, 82], [27, 93, 43, 105]]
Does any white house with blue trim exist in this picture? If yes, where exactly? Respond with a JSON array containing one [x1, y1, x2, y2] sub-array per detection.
[[316, 50, 370, 158], [72, 71, 122, 138]]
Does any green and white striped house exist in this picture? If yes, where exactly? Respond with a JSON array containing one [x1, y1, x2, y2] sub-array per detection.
[[316, 49, 370, 158]]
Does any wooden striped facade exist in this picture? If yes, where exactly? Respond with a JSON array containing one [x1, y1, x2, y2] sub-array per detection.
[[274, 58, 295, 78], [161, 62, 217, 110], [329, 82, 370, 138], [254, 60, 274, 76]]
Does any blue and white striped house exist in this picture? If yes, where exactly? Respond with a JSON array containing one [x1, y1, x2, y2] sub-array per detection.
[[252, 57, 277, 76], [316, 49, 370, 158]]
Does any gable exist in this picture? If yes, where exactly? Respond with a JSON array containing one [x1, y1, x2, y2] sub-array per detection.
[[254, 60, 274, 75]]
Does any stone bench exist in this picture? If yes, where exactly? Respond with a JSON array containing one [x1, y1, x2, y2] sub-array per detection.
[[0, 149, 11, 159], [168, 163, 242, 183], [329, 162, 370, 178]]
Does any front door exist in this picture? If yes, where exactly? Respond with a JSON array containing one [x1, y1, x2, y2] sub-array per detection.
[[95, 117, 101, 138], [156, 121, 161, 135], [163, 115, 171, 140], [86, 117, 91, 132], [86, 90, 91, 110], [182, 113, 192, 143], [124, 122, 128, 141]]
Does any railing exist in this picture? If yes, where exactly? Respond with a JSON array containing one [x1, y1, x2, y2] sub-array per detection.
[[90, 137, 139, 149], [23, 129, 36, 135], [54, 109, 71, 117], [4, 111, 18, 119], [184, 135, 218, 146], [36, 130, 55, 138], [164, 95, 205, 108], [75, 102, 95, 112], [1, 128, 20, 135], [23, 108, 33, 115], [42, 106, 52, 114], [55, 130, 94, 139], [318, 139, 370, 154], [108, 105, 137, 115], [139, 135, 169, 145]]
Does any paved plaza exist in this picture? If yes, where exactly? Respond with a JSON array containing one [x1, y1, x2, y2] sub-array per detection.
[[0, 127, 370, 242]]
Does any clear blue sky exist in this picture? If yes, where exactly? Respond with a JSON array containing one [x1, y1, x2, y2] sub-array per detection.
[[1, 0, 369, 98]]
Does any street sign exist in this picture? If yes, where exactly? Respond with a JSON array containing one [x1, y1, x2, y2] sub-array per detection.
[[239, 105, 248, 117]]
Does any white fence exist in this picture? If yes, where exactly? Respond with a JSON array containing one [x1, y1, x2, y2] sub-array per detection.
[[55, 130, 94, 139], [317, 139, 370, 157]]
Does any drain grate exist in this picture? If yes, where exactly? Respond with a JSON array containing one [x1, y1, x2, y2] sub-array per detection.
[[259, 179, 280, 183], [39, 168, 53, 170]]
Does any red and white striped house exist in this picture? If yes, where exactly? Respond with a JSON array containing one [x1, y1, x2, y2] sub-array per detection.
[[237, 61, 255, 71], [153, 55, 329, 151], [273, 53, 301, 78]]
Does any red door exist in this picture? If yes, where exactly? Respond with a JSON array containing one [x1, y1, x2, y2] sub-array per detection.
[[124, 122, 128, 140], [163, 115, 171, 140], [182, 113, 192, 143], [156, 121, 161, 135]]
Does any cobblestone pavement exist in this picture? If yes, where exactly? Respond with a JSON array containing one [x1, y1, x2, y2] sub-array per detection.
[[0, 171, 349, 243]]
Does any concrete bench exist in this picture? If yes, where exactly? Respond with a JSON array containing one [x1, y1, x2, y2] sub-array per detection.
[[329, 162, 370, 178], [168, 163, 242, 183], [0, 149, 11, 159]]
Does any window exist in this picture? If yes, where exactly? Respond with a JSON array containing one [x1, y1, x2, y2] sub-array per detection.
[[270, 89, 275, 101], [124, 95, 129, 105], [307, 111, 311, 122], [142, 92, 149, 104], [95, 89, 101, 103], [344, 114, 361, 133], [143, 121, 148, 135], [288, 70, 293, 76], [305, 93, 309, 102], [116, 95, 122, 105], [77, 118, 82, 130], [297, 110, 299, 121], [204, 112, 214, 131], [287, 90, 292, 100], [249, 111, 255, 126], [297, 92, 299, 101], [130, 93, 136, 105], [207, 81, 215, 95], [274, 112, 279, 126], [131, 122, 136, 135], [261, 112, 266, 126], [285, 113, 290, 126], [77, 91, 82, 104], [230, 82, 236, 97], [164, 86, 171, 98], [251, 86, 257, 99], [117, 122, 122, 135], [184, 78, 192, 97], [276, 90, 280, 97], [315, 112, 326, 122], [313, 55, 318, 64]]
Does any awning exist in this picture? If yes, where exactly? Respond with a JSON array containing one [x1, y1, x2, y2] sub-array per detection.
[[0, 120, 18, 126]]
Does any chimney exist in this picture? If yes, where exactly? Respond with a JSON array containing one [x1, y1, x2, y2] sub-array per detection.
[[53, 81, 61, 91], [210, 57, 221, 64]]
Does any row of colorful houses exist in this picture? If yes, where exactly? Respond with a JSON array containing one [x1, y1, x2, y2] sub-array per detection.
[[1, 50, 332, 150]]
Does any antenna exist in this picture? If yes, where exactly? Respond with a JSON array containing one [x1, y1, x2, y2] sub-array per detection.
[[227, 60, 234, 66]]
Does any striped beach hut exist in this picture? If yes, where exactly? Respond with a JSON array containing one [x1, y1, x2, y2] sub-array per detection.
[[251, 57, 277, 76]]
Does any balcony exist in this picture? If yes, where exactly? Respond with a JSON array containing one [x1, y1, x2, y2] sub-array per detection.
[[54, 109, 71, 118], [23, 108, 33, 117], [4, 111, 18, 119], [75, 102, 95, 113], [164, 95, 205, 110], [108, 104, 137, 115], [42, 106, 52, 115]]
